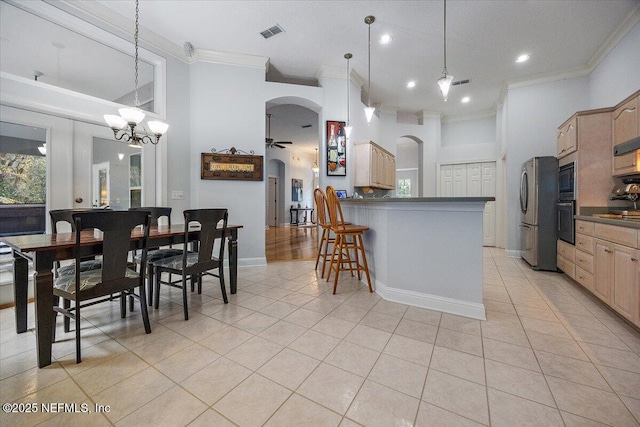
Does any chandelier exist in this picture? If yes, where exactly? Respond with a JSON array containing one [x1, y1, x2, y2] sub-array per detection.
[[364, 16, 375, 123], [103, 0, 168, 145], [437, 0, 453, 101], [311, 148, 319, 176]]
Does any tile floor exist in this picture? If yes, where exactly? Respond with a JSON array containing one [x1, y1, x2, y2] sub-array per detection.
[[1, 248, 639, 426]]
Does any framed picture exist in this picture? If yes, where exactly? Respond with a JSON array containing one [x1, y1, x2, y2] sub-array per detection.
[[326, 120, 346, 176], [292, 179, 303, 202], [201, 152, 263, 181]]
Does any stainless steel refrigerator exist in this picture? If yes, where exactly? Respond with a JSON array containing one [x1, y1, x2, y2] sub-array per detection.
[[520, 156, 558, 270]]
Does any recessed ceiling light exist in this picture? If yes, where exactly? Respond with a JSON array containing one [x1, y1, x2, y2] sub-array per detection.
[[516, 54, 530, 63], [379, 34, 392, 44], [461, 96, 470, 103], [407, 81, 416, 89]]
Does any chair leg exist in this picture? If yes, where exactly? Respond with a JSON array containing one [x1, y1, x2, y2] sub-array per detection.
[[315, 228, 327, 270], [332, 234, 344, 294], [147, 263, 154, 306], [138, 284, 152, 334], [120, 293, 126, 319], [197, 275, 202, 294], [52, 295, 59, 342], [75, 299, 81, 363], [63, 298, 71, 332], [154, 269, 161, 310], [358, 234, 373, 292], [182, 274, 189, 321], [326, 234, 340, 282], [219, 267, 228, 304]]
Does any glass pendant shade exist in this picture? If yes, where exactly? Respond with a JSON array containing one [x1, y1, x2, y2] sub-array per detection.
[[148, 120, 169, 136], [38, 144, 46, 155], [364, 106, 375, 123], [437, 74, 453, 102], [104, 114, 127, 130], [118, 107, 145, 125]]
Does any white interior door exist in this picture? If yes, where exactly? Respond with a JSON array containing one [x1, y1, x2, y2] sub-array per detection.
[[440, 165, 453, 197], [453, 164, 467, 196], [268, 177, 277, 227], [467, 163, 482, 196]]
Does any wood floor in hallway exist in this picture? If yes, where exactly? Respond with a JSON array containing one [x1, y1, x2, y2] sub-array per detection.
[[265, 225, 318, 262]]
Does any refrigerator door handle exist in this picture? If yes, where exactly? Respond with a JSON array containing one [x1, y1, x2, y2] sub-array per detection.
[[520, 170, 528, 214]]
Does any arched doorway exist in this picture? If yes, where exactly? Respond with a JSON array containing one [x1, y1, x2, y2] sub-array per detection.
[[395, 135, 424, 197]]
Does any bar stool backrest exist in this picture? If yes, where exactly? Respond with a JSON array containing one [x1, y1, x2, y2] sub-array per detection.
[[325, 186, 347, 229], [314, 188, 330, 229]]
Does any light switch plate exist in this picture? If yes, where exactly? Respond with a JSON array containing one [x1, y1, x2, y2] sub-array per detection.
[[171, 190, 184, 200]]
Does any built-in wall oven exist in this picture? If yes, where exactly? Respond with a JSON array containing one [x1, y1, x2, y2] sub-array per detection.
[[558, 162, 575, 244]]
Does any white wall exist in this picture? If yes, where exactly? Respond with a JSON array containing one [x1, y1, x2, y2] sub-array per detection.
[[438, 116, 498, 165]]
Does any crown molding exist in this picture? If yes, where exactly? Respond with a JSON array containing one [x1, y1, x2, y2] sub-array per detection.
[[441, 109, 496, 124], [506, 66, 591, 90], [350, 70, 366, 91], [315, 66, 344, 81], [195, 50, 269, 70], [586, 2, 640, 70]]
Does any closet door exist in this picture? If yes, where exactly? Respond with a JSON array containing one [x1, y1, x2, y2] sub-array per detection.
[[440, 165, 453, 197], [467, 163, 482, 196], [453, 164, 467, 197]]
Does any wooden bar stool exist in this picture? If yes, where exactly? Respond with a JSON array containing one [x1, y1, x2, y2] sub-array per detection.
[[325, 186, 373, 294]]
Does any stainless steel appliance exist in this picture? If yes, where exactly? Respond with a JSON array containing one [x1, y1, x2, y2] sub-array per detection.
[[520, 156, 559, 270], [557, 162, 575, 245], [558, 162, 575, 200]]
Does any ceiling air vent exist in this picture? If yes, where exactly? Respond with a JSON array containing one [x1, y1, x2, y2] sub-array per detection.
[[260, 24, 285, 39], [452, 79, 470, 86]]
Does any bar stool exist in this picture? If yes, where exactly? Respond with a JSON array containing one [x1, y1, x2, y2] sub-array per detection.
[[313, 188, 336, 278], [325, 186, 373, 294]]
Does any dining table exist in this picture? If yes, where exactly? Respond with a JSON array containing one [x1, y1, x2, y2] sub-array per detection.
[[1, 224, 242, 368]]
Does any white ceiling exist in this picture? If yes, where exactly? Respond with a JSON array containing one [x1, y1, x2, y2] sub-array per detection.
[[95, 0, 639, 118]]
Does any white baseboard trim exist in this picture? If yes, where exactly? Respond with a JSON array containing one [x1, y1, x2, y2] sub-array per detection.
[[237, 257, 267, 267], [375, 280, 486, 320], [505, 250, 522, 259]]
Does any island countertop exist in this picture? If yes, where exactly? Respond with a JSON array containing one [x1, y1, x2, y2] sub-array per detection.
[[341, 197, 495, 203]]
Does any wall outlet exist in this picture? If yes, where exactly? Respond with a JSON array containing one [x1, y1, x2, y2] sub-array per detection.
[[171, 190, 184, 200]]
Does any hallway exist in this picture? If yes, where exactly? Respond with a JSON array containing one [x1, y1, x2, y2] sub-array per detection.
[[265, 225, 318, 263]]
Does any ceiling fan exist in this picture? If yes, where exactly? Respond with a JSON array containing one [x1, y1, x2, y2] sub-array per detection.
[[266, 113, 293, 149]]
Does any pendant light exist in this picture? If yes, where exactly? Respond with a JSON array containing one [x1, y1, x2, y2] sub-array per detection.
[[344, 53, 353, 138], [104, 0, 168, 145], [364, 15, 376, 123], [311, 148, 319, 176], [437, 0, 453, 101]]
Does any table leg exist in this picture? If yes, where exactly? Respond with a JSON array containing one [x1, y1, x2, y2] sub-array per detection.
[[34, 252, 54, 368], [13, 251, 29, 334], [228, 230, 238, 294]]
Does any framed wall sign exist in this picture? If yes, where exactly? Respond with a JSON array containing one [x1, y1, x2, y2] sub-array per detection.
[[201, 150, 263, 181], [326, 120, 346, 176]]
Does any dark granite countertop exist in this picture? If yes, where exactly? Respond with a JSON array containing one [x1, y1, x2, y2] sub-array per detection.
[[340, 197, 495, 203]]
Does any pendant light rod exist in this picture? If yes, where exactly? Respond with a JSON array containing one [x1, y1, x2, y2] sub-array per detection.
[[364, 15, 376, 123], [133, 0, 140, 107], [344, 53, 353, 138], [442, 0, 447, 75], [437, 0, 453, 101]]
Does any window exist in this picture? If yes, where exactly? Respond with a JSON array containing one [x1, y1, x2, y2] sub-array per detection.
[[397, 178, 412, 197]]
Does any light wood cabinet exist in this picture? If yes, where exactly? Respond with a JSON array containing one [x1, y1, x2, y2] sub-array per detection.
[[611, 244, 639, 323], [557, 116, 577, 158], [612, 92, 640, 176], [594, 239, 613, 304], [354, 141, 396, 189]]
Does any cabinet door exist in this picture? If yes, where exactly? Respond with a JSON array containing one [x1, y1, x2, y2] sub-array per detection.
[[613, 95, 639, 145], [453, 164, 467, 196], [556, 128, 566, 157], [564, 118, 577, 155], [593, 239, 613, 304], [611, 245, 639, 323], [467, 163, 482, 196], [481, 162, 496, 197], [385, 154, 396, 189], [370, 146, 379, 185], [440, 165, 453, 196]]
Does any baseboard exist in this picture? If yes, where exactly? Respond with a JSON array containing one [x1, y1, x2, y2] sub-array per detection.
[[375, 280, 486, 320], [505, 249, 522, 259], [238, 257, 267, 267]]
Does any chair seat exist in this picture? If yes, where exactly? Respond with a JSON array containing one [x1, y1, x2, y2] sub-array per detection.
[[54, 268, 139, 294], [152, 252, 200, 270], [332, 224, 369, 233], [134, 248, 183, 264], [56, 259, 102, 276]]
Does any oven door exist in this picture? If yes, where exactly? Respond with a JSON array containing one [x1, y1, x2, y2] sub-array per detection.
[[558, 201, 575, 244]]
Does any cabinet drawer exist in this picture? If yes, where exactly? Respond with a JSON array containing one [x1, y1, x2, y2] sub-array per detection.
[[575, 266, 594, 292], [576, 220, 594, 235], [594, 223, 638, 248], [557, 240, 576, 263], [575, 233, 594, 255], [575, 250, 594, 274], [557, 255, 575, 279]]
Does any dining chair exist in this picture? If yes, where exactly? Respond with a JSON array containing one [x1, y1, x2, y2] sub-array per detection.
[[152, 208, 228, 320], [129, 207, 182, 305], [325, 186, 373, 294], [52, 210, 152, 363]]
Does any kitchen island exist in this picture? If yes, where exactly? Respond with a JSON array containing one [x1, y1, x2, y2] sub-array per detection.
[[340, 197, 494, 320]]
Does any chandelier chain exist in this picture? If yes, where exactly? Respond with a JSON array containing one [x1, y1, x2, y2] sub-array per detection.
[[134, 0, 140, 107], [443, 0, 448, 75]]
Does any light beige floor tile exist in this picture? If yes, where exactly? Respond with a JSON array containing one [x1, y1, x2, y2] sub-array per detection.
[[114, 323, 175, 350], [359, 310, 401, 333], [258, 320, 307, 346], [225, 335, 282, 370], [209, 304, 255, 324], [324, 341, 380, 378], [73, 351, 148, 396], [368, 353, 427, 398], [514, 305, 559, 322], [483, 337, 540, 372], [297, 363, 364, 415], [188, 408, 237, 427], [115, 385, 206, 427], [344, 324, 391, 352], [481, 322, 530, 347], [440, 313, 481, 335], [484, 300, 517, 315], [38, 404, 112, 427], [236, 294, 277, 311], [343, 291, 380, 310], [579, 342, 640, 373], [130, 329, 195, 365], [403, 306, 442, 326], [557, 312, 610, 332], [329, 304, 369, 323], [436, 327, 483, 357], [0, 331, 36, 360], [340, 417, 364, 426], [214, 373, 291, 427], [383, 334, 434, 367], [279, 292, 316, 307], [430, 345, 485, 385], [487, 388, 563, 427], [283, 307, 326, 328], [415, 402, 484, 427], [485, 310, 522, 329], [560, 411, 612, 427], [546, 376, 638, 427], [153, 343, 219, 383], [371, 299, 408, 317], [0, 348, 39, 380], [259, 300, 299, 319], [303, 298, 343, 315], [422, 370, 489, 425], [312, 316, 357, 339], [265, 393, 342, 427], [346, 380, 420, 427], [596, 364, 640, 398], [620, 395, 640, 425], [174, 316, 227, 341], [92, 366, 174, 423], [199, 326, 253, 355], [526, 330, 589, 361], [484, 359, 555, 406], [57, 339, 129, 376], [233, 311, 279, 334], [536, 350, 612, 391], [394, 318, 438, 343], [288, 329, 341, 360], [520, 317, 572, 339], [180, 356, 251, 405], [572, 325, 633, 351], [257, 348, 319, 390]]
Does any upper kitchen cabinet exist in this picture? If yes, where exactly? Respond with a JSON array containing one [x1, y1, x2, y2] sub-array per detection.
[[612, 91, 640, 177], [354, 141, 396, 189], [557, 115, 577, 158]]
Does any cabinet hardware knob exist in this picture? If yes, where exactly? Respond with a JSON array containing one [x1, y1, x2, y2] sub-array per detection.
[[604, 248, 612, 253], [632, 258, 638, 262]]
